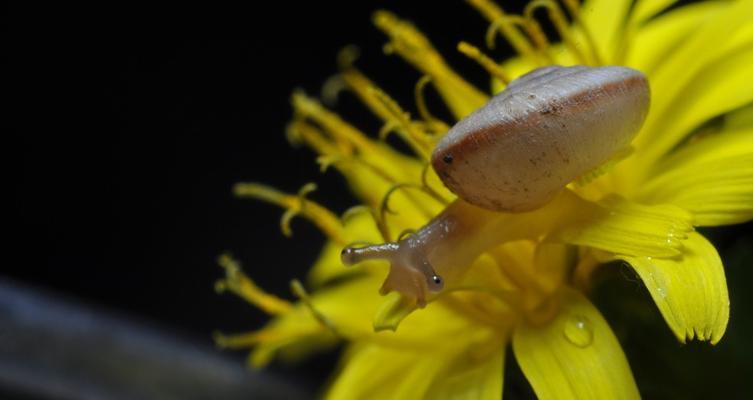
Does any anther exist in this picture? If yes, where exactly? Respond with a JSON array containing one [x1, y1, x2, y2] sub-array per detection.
[[469, 0, 536, 58], [457, 41, 511, 84], [369, 87, 434, 159], [414, 75, 449, 135], [524, 0, 588, 65], [321, 75, 347, 106]]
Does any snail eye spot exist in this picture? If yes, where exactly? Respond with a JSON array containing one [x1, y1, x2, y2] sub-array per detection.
[[442, 154, 453, 164]]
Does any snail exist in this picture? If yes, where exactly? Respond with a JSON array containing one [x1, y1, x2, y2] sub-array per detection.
[[341, 65, 650, 307]]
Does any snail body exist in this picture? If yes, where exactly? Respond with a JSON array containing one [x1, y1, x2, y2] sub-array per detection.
[[342, 65, 650, 306]]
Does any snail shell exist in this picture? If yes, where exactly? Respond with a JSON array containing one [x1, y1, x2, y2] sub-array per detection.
[[432, 65, 650, 212]]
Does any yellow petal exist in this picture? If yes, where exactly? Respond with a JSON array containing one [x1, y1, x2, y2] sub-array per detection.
[[638, 43, 753, 171], [639, 128, 753, 226], [625, 1, 724, 73], [379, 300, 496, 348], [629, 0, 678, 25], [308, 211, 385, 286], [425, 345, 505, 400], [581, 0, 632, 61], [250, 329, 338, 368], [309, 239, 365, 286], [553, 194, 694, 258], [254, 272, 484, 362], [654, 126, 753, 169], [305, 277, 387, 331], [631, 0, 753, 164], [432, 191, 694, 261], [615, 232, 730, 344], [328, 321, 503, 400], [373, 292, 418, 332], [459, 248, 519, 293], [726, 102, 753, 130], [533, 242, 575, 292], [513, 287, 639, 400], [238, 277, 385, 367], [326, 343, 449, 400]]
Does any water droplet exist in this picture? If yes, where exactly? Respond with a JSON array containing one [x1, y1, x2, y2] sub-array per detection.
[[563, 315, 593, 348], [656, 286, 667, 298]]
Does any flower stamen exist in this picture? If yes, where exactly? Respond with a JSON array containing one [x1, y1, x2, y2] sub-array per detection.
[[519, 15, 555, 64], [373, 10, 488, 118], [288, 120, 403, 188], [457, 41, 511, 85], [486, 15, 552, 66], [213, 330, 271, 349], [233, 182, 347, 243], [215, 254, 293, 315], [380, 182, 445, 220], [290, 279, 342, 336], [413, 75, 450, 135], [377, 120, 400, 141], [320, 74, 348, 107], [291, 91, 373, 154], [524, 0, 590, 65], [467, 0, 537, 59], [337, 59, 431, 157], [368, 87, 435, 159], [420, 163, 451, 206]]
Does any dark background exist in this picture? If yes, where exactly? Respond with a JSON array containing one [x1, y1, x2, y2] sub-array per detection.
[[10, 0, 502, 340], [9, 0, 753, 398]]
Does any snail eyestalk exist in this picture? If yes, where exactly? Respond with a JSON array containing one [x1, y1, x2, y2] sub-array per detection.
[[341, 241, 444, 307]]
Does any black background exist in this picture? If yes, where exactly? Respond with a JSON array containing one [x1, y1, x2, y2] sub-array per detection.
[[10, 1, 507, 338], [10, 0, 753, 398]]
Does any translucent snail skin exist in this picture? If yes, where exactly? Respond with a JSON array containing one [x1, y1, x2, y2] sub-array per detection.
[[342, 65, 651, 307]]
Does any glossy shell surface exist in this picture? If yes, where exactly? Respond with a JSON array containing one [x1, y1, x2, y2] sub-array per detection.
[[432, 65, 650, 212]]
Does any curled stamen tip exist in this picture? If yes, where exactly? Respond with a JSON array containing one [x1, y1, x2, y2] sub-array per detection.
[[290, 88, 306, 103], [214, 281, 228, 293], [337, 45, 361, 68], [212, 331, 228, 347], [372, 10, 397, 29], [321, 74, 347, 106]]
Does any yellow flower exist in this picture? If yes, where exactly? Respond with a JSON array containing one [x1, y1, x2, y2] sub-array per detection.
[[216, 0, 753, 398]]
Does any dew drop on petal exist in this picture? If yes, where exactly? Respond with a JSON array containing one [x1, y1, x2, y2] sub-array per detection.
[[563, 314, 593, 348]]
